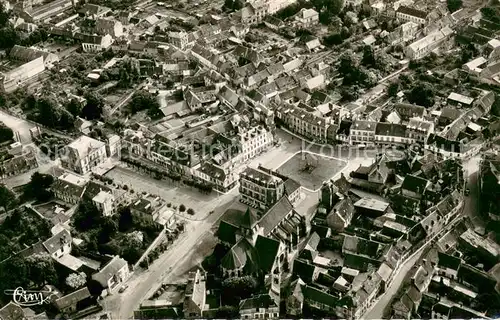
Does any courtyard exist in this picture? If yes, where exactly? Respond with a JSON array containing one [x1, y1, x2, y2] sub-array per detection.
[[276, 151, 347, 191], [105, 166, 238, 220]]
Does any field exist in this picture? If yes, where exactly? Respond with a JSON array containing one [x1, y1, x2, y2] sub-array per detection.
[[276, 152, 347, 191]]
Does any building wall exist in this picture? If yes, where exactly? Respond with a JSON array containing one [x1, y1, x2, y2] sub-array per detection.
[[93, 197, 115, 216], [350, 129, 375, 144], [65, 144, 107, 175], [396, 12, 425, 24], [240, 128, 273, 162], [51, 242, 71, 259], [375, 134, 413, 145], [240, 306, 279, 319], [54, 189, 81, 205], [239, 176, 284, 210], [1, 56, 45, 92], [106, 264, 130, 293], [283, 113, 328, 142]]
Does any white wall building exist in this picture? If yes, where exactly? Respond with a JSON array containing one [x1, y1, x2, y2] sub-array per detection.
[[93, 190, 115, 216], [62, 135, 107, 175], [238, 126, 274, 162]]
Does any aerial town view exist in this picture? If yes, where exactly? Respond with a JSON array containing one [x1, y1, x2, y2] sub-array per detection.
[[1, 0, 500, 318]]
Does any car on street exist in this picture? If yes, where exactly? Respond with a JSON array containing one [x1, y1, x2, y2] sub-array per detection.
[[465, 188, 470, 196], [119, 285, 129, 293]]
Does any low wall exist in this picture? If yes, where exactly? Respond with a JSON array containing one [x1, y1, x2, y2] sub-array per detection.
[[133, 228, 166, 270]]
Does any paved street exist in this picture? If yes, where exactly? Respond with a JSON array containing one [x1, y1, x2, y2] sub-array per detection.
[[0, 109, 35, 144], [105, 195, 236, 320], [0, 109, 61, 187]]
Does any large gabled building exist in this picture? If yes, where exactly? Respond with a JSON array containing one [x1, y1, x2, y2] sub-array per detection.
[[62, 135, 107, 175]]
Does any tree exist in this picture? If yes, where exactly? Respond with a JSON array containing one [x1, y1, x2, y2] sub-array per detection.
[[25, 96, 74, 130], [492, 95, 500, 117], [388, 82, 400, 97], [343, 11, 358, 26], [407, 82, 435, 108], [0, 256, 28, 294], [233, 0, 242, 10], [187, 208, 194, 215], [23, 172, 54, 202], [460, 43, 478, 64], [118, 206, 134, 232], [66, 99, 83, 117], [179, 204, 186, 212], [323, 33, 343, 46], [221, 276, 259, 306], [0, 184, 16, 212], [0, 122, 13, 143], [340, 86, 360, 102], [98, 216, 118, 243], [0, 25, 19, 49], [0, 3, 9, 28], [25, 253, 58, 286], [216, 306, 239, 318], [312, 0, 344, 16], [363, 69, 378, 88], [447, 0, 462, 12], [81, 91, 104, 120], [73, 199, 101, 232], [223, 0, 233, 10], [338, 50, 359, 77], [66, 272, 87, 289], [362, 45, 376, 67], [129, 91, 162, 118]]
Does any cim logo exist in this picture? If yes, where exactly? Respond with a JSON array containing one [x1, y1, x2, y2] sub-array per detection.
[[4, 287, 56, 307]]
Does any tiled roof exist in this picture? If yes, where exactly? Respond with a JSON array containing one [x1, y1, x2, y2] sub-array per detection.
[[397, 5, 428, 19], [352, 120, 377, 132], [259, 196, 294, 235], [218, 85, 239, 107], [0, 302, 24, 320], [438, 251, 461, 270], [329, 197, 355, 223], [394, 103, 425, 120], [301, 284, 338, 308], [9, 45, 54, 62], [217, 220, 238, 245], [292, 258, 316, 283], [284, 178, 301, 195], [43, 229, 71, 255], [91, 256, 128, 288], [221, 207, 259, 230], [240, 294, 277, 310], [54, 287, 91, 311], [375, 123, 407, 137], [401, 174, 429, 194], [254, 235, 280, 273]]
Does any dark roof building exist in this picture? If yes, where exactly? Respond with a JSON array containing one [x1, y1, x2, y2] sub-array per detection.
[[254, 235, 280, 273], [259, 196, 294, 235], [397, 6, 428, 20]]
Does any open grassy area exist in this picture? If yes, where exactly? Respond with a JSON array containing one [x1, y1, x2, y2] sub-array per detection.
[[277, 152, 346, 191]]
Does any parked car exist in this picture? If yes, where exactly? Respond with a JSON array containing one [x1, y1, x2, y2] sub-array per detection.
[[119, 285, 128, 293]]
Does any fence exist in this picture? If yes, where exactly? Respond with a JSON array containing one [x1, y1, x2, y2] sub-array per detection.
[[133, 228, 166, 270]]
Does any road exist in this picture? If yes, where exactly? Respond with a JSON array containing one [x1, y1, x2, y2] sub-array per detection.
[[105, 193, 235, 319], [363, 155, 482, 318], [0, 109, 36, 144], [0, 109, 61, 187]]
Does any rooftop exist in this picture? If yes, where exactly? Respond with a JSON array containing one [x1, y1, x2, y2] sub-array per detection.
[[67, 135, 105, 159], [354, 197, 389, 212]]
